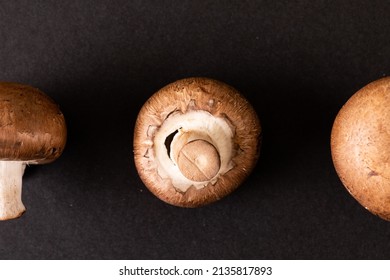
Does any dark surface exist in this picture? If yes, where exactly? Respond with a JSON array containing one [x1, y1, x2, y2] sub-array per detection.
[[0, 0, 389, 259]]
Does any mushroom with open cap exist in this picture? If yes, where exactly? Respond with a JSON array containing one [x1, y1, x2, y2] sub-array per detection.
[[134, 77, 261, 207], [0, 82, 66, 220], [331, 77, 390, 221]]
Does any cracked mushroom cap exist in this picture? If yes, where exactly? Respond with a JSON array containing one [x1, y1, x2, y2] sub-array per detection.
[[0, 82, 66, 163], [331, 77, 390, 221], [134, 77, 261, 207]]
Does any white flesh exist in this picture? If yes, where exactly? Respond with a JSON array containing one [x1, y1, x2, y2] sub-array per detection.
[[0, 161, 26, 220], [154, 110, 235, 192]]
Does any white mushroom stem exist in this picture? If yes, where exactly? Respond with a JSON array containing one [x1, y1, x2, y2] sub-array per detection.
[[0, 161, 26, 220], [154, 110, 236, 192]]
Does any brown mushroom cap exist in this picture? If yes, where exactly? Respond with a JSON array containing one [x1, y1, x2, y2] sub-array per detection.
[[331, 76, 390, 221], [134, 77, 261, 207], [0, 82, 66, 163]]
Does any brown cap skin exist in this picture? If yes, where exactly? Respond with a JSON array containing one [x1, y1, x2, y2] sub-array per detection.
[[331, 77, 390, 221], [134, 77, 261, 207], [0, 82, 66, 163]]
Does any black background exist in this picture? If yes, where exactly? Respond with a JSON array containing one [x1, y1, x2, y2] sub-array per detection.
[[0, 0, 389, 259]]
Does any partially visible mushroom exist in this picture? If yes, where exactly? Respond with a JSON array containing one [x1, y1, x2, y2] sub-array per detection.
[[331, 77, 390, 221], [0, 82, 66, 220], [134, 77, 261, 207]]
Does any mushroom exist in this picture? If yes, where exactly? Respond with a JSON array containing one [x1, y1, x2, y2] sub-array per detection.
[[134, 77, 261, 207], [0, 82, 66, 220], [331, 76, 390, 221]]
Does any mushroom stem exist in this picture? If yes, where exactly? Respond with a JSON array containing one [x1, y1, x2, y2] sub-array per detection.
[[0, 161, 26, 220]]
